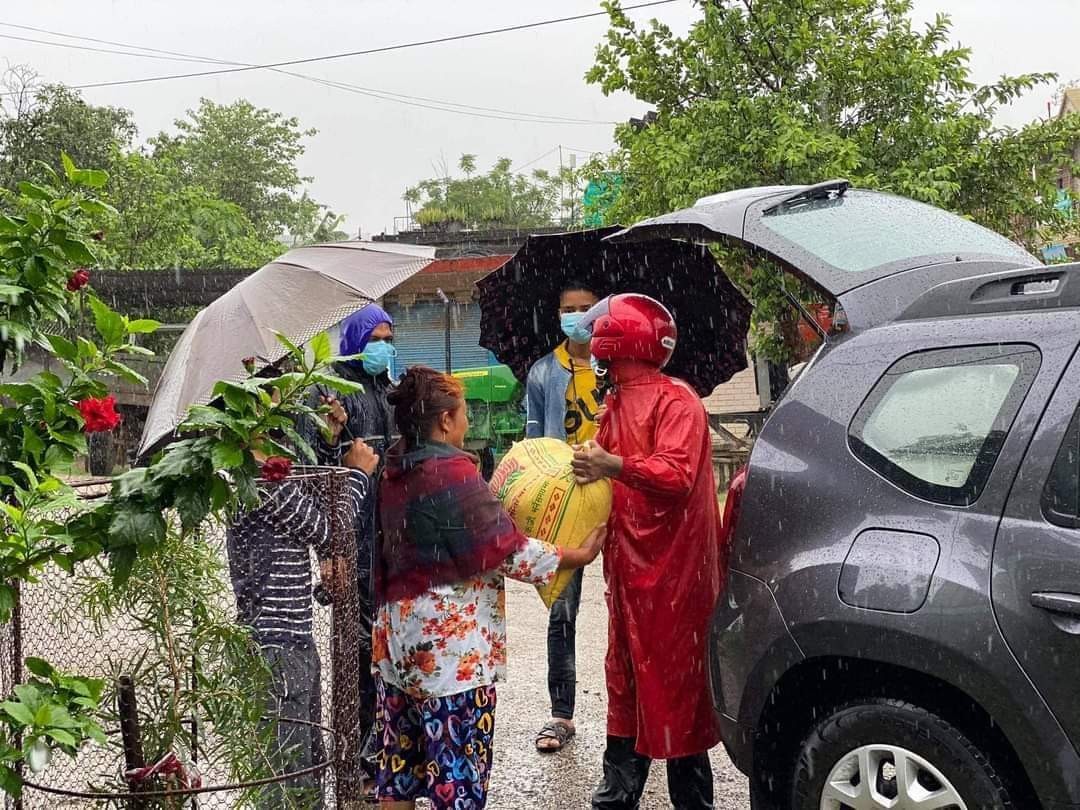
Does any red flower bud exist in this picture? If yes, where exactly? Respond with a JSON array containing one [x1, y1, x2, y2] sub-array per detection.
[[260, 456, 292, 482], [242, 356, 257, 374], [66, 268, 91, 292], [76, 395, 122, 434]]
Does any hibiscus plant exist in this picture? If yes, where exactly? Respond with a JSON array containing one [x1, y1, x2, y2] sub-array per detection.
[[0, 155, 352, 797]]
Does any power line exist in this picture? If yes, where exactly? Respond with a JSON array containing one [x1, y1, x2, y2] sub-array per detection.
[[0, 21, 228, 63], [0, 20, 621, 125], [517, 146, 562, 171], [0, 32, 222, 63], [0, 1, 677, 94]]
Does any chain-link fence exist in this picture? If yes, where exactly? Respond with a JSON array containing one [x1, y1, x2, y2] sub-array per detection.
[[1, 467, 367, 809]]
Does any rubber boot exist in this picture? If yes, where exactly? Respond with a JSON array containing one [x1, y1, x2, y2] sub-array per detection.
[[591, 736, 651, 809], [667, 753, 714, 810]]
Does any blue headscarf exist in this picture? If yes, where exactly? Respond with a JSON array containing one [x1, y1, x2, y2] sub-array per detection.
[[339, 303, 394, 357]]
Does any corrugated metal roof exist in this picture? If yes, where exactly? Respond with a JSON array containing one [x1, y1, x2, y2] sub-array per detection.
[[420, 255, 513, 274]]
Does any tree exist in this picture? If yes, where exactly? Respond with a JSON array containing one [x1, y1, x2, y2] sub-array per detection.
[[150, 99, 335, 243], [0, 68, 136, 190], [407, 154, 565, 230], [586, 0, 1080, 359], [102, 150, 281, 270]]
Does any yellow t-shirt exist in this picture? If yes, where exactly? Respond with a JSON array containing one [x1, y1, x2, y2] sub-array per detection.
[[554, 342, 601, 444]]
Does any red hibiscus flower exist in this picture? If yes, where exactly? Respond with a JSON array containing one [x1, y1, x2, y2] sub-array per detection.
[[260, 456, 292, 481], [76, 395, 122, 433], [66, 268, 91, 292]]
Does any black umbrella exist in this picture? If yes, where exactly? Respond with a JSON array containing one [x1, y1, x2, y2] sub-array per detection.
[[477, 228, 751, 397]]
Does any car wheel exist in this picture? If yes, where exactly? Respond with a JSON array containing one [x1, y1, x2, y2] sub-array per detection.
[[791, 699, 1014, 810]]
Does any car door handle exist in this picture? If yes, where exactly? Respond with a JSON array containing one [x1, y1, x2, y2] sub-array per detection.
[[1031, 592, 1080, 617]]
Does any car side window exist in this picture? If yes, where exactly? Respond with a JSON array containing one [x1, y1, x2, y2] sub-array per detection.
[[849, 345, 1040, 506], [1043, 407, 1080, 528]]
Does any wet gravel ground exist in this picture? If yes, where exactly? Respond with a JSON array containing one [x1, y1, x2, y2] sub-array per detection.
[[486, 565, 751, 809]]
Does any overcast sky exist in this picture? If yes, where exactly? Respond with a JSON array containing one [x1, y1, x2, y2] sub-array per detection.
[[2, 0, 1078, 237]]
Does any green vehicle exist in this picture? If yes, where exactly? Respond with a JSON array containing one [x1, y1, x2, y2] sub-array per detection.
[[451, 364, 525, 478]]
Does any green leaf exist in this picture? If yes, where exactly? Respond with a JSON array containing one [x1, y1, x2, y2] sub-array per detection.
[[0, 284, 27, 302], [109, 546, 137, 585], [311, 372, 363, 396], [126, 319, 160, 334], [0, 763, 22, 798], [34, 704, 77, 729], [60, 152, 77, 182], [181, 405, 232, 432], [17, 182, 53, 201], [209, 474, 231, 512], [43, 334, 78, 363], [71, 168, 108, 189], [88, 297, 125, 345], [12, 685, 41, 711], [0, 701, 34, 727], [103, 359, 148, 387], [211, 442, 245, 470], [0, 586, 14, 624], [21, 426, 44, 461], [282, 425, 317, 464], [58, 238, 95, 266], [174, 484, 211, 532], [76, 198, 118, 218], [108, 504, 166, 550], [23, 658, 53, 679], [273, 331, 302, 357], [310, 331, 332, 366], [44, 729, 77, 748]]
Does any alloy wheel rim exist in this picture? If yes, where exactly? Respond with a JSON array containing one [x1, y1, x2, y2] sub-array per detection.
[[819, 744, 967, 810]]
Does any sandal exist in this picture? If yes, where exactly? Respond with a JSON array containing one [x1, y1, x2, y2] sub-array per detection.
[[535, 719, 575, 753]]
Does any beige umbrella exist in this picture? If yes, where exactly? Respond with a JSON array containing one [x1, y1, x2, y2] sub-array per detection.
[[138, 240, 435, 456]]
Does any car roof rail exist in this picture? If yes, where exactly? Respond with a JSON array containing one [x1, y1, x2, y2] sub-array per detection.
[[898, 262, 1080, 321]]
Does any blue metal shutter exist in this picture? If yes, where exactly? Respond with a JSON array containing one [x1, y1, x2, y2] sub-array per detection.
[[385, 300, 496, 372]]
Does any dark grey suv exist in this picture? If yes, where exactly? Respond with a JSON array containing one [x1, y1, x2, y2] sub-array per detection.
[[616, 182, 1080, 809]]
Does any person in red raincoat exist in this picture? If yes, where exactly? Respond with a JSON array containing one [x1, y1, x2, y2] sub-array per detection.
[[572, 293, 724, 810]]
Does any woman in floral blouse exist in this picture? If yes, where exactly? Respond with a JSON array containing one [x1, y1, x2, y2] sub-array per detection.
[[373, 366, 605, 810]]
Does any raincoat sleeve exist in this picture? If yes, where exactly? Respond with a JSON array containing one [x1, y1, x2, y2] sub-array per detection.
[[525, 363, 545, 439], [617, 393, 708, 498]]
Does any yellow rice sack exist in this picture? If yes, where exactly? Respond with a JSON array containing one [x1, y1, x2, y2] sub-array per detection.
[[489, 438, 612, 608]]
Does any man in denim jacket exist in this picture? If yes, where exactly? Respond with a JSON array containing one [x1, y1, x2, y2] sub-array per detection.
[[525, 280, 603, 753]]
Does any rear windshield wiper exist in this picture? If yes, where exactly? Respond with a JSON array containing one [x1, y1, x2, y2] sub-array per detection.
[[764, 179, 851, 214]]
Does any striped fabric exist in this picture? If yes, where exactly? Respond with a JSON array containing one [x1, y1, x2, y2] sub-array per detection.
[[226, 470, 370, 644]]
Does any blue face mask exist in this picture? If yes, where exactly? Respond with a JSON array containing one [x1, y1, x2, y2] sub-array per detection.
[[560, 312, 591, 344], [361, 340, 397, 376]]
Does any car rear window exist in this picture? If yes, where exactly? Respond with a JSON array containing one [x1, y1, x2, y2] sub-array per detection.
[[849, 345, 1040, 506], [1043, 407, 1080, 528], [761, 190, 1036, 274]]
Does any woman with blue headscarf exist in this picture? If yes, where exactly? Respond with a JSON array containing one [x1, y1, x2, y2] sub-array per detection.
[[299, 302, 398, 787]]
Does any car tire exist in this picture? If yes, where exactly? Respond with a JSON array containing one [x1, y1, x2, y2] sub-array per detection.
[[791, 699, 1014, 810]]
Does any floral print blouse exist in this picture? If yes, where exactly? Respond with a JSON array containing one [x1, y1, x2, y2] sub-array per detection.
[[372, 537, 560, 699]]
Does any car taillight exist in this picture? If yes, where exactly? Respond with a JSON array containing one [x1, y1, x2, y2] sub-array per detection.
[[720, 465, 747, 548]]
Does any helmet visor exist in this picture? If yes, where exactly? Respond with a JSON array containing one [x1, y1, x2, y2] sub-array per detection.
[[576, 295, 612, 338]]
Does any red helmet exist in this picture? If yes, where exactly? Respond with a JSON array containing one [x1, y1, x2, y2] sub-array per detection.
[[583, 293, 677, 368]]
